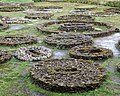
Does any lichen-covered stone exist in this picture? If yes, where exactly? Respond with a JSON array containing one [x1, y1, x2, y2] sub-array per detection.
[[15, 46, 52, 61], [69, 46, 113, 60], [0, 50, 12, 64], [0, 35, 37, 46], [30, 58, 106, 92], [44, 32, 93, 48]]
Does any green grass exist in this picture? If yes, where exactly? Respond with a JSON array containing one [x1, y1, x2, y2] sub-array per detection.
[[0, 0, 33, 2], [0, 1, 120, 96]]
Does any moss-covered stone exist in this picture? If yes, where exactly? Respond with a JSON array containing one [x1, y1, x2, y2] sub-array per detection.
[[0, 35, 37, 46], [30, 58, 106, 92], [57, 15, 94, 21], [37, 20, 119, 38], [69, 46, 113, 60], [0, 50, 12, 64], [25, 13, 54, 19], [44, 32, 93, 48]]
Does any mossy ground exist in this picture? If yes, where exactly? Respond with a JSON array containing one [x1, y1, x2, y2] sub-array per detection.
[[0, 1, 120, 96]]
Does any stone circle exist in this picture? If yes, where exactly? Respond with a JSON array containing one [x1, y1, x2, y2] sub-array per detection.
[[0, 35, 37, 46], [25, 13, 54, 19], [0, 6, 24, 12], [15, 46, 52, 61], [0, 16, 31, 24], [44, 32, 93, 48], [30, 58, 106, 92], [69, 46, 113, 60], [57, 15, 94, 21], [37, 20, 119, 37]]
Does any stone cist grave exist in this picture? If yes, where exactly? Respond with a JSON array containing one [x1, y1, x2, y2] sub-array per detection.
[[15, 46, 52, 61], [69, 46, 113, 60], [0, 50, 12, 64], [37, 20, 119, 38], [44, 32, 93, 48], [57, 15, 94, 21], [0, 35, 37, 46], [0, 6, 24, 12], [30, 58, 106, 92], [25, 13, 54, 19]]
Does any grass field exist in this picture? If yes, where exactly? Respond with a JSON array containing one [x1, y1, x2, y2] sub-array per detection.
[[0, 1, 120, 96], [0, 0, 33, 2]]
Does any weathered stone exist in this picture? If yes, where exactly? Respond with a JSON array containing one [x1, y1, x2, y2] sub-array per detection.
[[44, 32, 93, 48], [30, 58, 106, 92], [69, 46, 113, 60], [15, 46, 52, 61], [0, 35, 37, 46], [0, 50, 12, 64]]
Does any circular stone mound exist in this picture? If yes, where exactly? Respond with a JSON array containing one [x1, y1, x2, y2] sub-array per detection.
[[0, 21, 9, 30], [0, 16, 31, 24], [37, 20, 119, 38], [15, 46, 52, 61], [25, 13, 54, 19], [0, 6, 24, 12], [69, 46, 113, 60], [104, 8, 120, 14], [117, 64, 120, 72], [44, 33, 93, 48], [30, 58, 106, 92], [0, 50, 12, 64], [74, 7, 96, 11], [0, 35, 37, 46], [92, 12, 117, 17], [57, 15, 94, 21]]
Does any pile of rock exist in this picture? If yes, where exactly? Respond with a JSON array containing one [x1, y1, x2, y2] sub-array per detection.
[[0, 50, 12, 64], [44, 32, 93, 48], [69, 46, 113, 60], [15, 46, 52, 61], [30, 58, 106, 92], [0, 35, 37, 46]]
